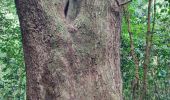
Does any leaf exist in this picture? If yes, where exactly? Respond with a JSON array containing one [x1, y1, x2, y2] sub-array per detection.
[[158, 70, 167, 78], [0, 52, 7, 58]]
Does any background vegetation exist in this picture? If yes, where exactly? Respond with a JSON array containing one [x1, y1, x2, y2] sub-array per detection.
[[0, 0, 169, 99]]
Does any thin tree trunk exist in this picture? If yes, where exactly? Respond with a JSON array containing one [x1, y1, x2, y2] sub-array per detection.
[[123, 6, 139, 100], [141, 0, 152, 99], [15, 0, 123, 100]]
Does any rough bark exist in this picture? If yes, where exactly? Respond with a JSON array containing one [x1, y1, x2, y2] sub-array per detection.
[[15, 0, 123, 100]]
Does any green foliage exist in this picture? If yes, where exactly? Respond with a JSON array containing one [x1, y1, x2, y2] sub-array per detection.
[[0, 0, 25, 99], [121, 0, 170, 99]]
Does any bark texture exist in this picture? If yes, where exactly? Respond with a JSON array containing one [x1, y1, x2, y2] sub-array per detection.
[[15, 0, 123, 100]]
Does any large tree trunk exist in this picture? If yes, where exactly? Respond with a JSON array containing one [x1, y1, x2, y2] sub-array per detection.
[[15, 0, 122, 99]]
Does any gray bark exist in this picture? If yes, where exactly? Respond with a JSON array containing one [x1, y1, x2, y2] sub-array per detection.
[[15, 0, 123, 100]]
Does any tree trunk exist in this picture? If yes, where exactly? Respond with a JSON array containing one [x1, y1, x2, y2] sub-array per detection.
[[15, 0, 122, 100]]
